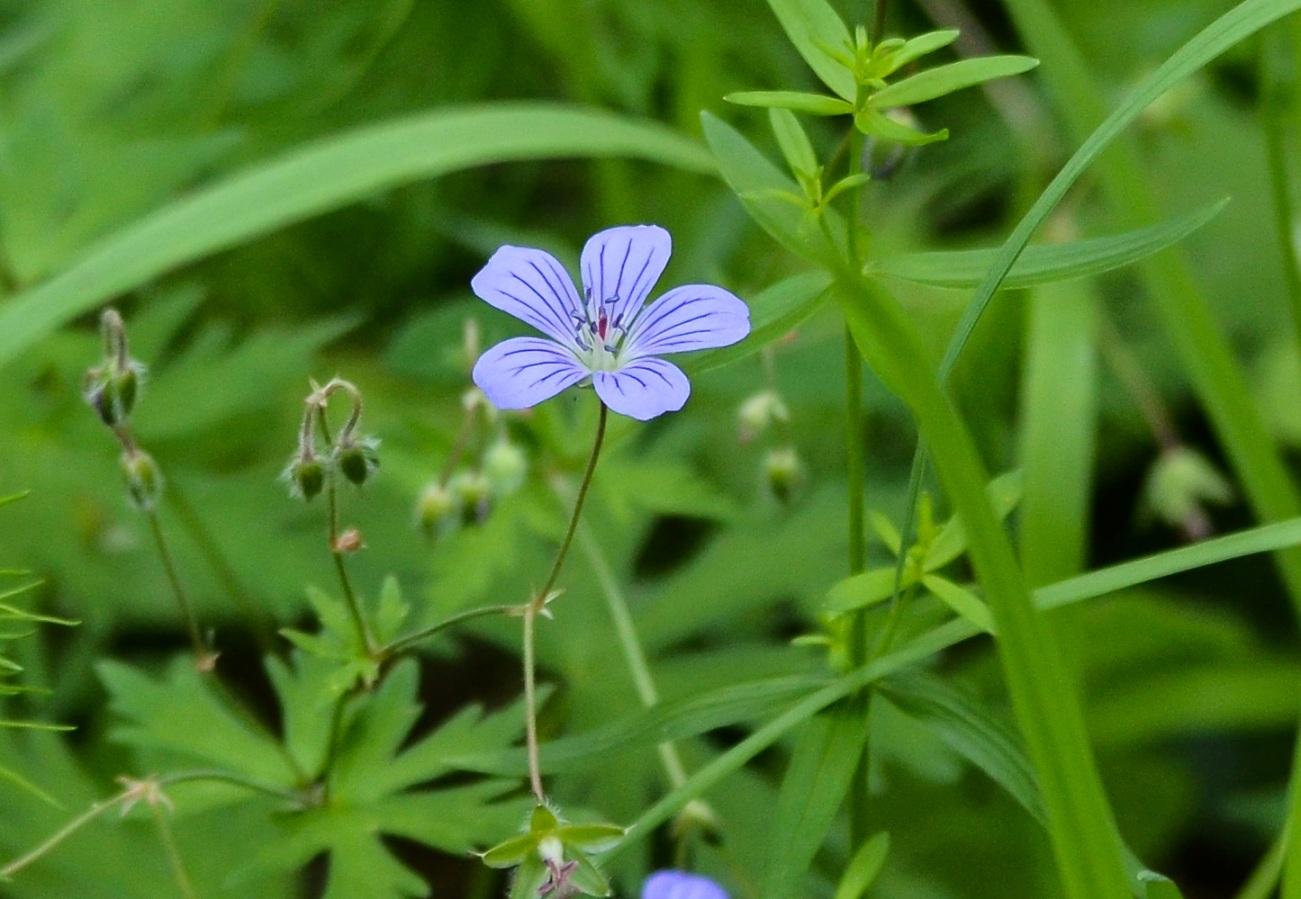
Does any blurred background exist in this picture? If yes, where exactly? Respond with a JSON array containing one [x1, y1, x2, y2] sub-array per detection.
[[0, 0, 1298, 897]]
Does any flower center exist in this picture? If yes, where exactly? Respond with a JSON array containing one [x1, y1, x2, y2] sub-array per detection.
[[573, 294, 627, 372]]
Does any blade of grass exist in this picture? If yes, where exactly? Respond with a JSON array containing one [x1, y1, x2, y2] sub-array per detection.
[[0, 104, 714, 368]]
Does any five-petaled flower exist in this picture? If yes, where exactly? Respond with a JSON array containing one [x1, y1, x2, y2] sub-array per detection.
[[642, 870, 729, 899], [471, 225, 751, 421]]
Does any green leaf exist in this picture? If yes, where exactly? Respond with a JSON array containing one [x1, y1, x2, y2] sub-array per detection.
[[886, 29, 960, 73], [727, 90, 854, 115], [0, 104, 714, 370], [869, 199, 1228, 290], [762, 703, 871, 899], [870, 55, 1038, 108], [922, 575, 996, 634], [763, 0, 856, 101], [882, 672, 1045, 825], [101, 658, 298, 788], [701, 112, 845, 267], [686, 271, 834, 374], [770, 108, 819, 177], [833, 832, 891, 899], [853, 108, 948, 145]]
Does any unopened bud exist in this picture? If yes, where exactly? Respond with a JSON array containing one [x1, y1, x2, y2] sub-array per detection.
[[336, 437, 379, 487], [1142, 446, 1234, 538], [482, 440, 527, 495], [121, 448, 163, 511], [451, 471, 492, 524], [84, 362, 145, 427], [737, 390, 789, 443], [416, 482, 457, 540], [332, 528, 364, 554], [285, 452, 327, 502], [764, 446, 805, 505]]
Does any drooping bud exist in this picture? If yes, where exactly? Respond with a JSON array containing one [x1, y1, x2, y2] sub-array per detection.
[[482, 439, 527, 495], [416, 481, 457, 540], [336, 436, 380, 487], [1141, 445, 1234, 540], [764, 446, 805, 505], [120, 448, 163, 512], [83, 309, 147, 427], [284, 450, 327, 502]]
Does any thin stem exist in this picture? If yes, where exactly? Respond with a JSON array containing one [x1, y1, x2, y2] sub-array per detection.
[[150, 802, 198, 899], [315, 404, 374, 654], [1260, 22, 1301, 378], [521, 400, 611, 803], [522, 605, 544, 803], [576, 522, 687, 789], [146, 512, 208, 664], [159, 770, 304, 803], [0, 792, 130, 879], [381, 604, 520, 657], [871, 0, 888, 45], [534, 403, 609, 607], [1098, 314, 1180, 450]]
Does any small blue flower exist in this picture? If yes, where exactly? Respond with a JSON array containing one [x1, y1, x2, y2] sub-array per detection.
[[641, 870, 729, 899], [471, 225, 750, 421]]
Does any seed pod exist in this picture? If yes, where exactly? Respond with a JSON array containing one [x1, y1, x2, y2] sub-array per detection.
[[121, 448, 164, 512], [336, 438, 379, 486]]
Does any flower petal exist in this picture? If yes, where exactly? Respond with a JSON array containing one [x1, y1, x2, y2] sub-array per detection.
[[642, 870, 729, 899], [471, 246, 583, 348], [624, 284, 751, 356], [580, 225, 672, 327], [593, 357, 689, 420], [472, 337, 588, 410]]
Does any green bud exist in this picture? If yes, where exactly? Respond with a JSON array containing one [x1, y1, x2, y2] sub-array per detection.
[[416, 482, 457, 539], [120, 449, 163, 512], [737, 390, 789, 442], [764, 446, 805, 505], [452, 471, 491, 524], [292, 456, 326, 501], [336, 437, 380, 486], [482, 440, 527, 495], [1142, 446, 1234, 537]]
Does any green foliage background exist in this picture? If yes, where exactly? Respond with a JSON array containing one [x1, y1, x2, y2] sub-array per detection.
[[0, 0, 1298, 897]]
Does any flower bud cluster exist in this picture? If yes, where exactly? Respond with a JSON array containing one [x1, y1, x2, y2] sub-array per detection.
[[284, 377, 381, 503], [736, 387, 805, 505], [417, 387, 531, 542], [82, 310, 166, 512]]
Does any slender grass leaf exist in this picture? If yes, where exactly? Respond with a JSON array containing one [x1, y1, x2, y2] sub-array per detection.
[[764, 0, 857, 101], [870, 56, 1039, 108], [870, 199, 1227, 290], [726, 90, 854, 115], [0, 104, 714, 369], [833, 832, 891, 899], [762, 704, 870, 899]]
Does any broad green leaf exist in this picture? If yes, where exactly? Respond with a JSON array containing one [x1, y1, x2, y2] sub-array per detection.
[[870, 55, 1038, 108], [727, 90, 854, 115], [764, 0, 856, 101], [922, 575, 996, 634], [833, 832, 891, 899], [770, 108, 819, 176], [686, 270, 834, 374], [762, 703, 870, 899], [0, 104, 714, 370], [701, 112, 844, 267], [101, 658, 297, 788], [868, 200, 1228, 290]]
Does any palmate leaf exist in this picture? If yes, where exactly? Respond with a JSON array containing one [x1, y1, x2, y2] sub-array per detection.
[[106, 656, 529, 898]]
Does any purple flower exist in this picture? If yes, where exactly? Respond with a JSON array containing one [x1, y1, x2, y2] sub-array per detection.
[[642, 870, 729, 899], [471, 225, 750, 421]]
